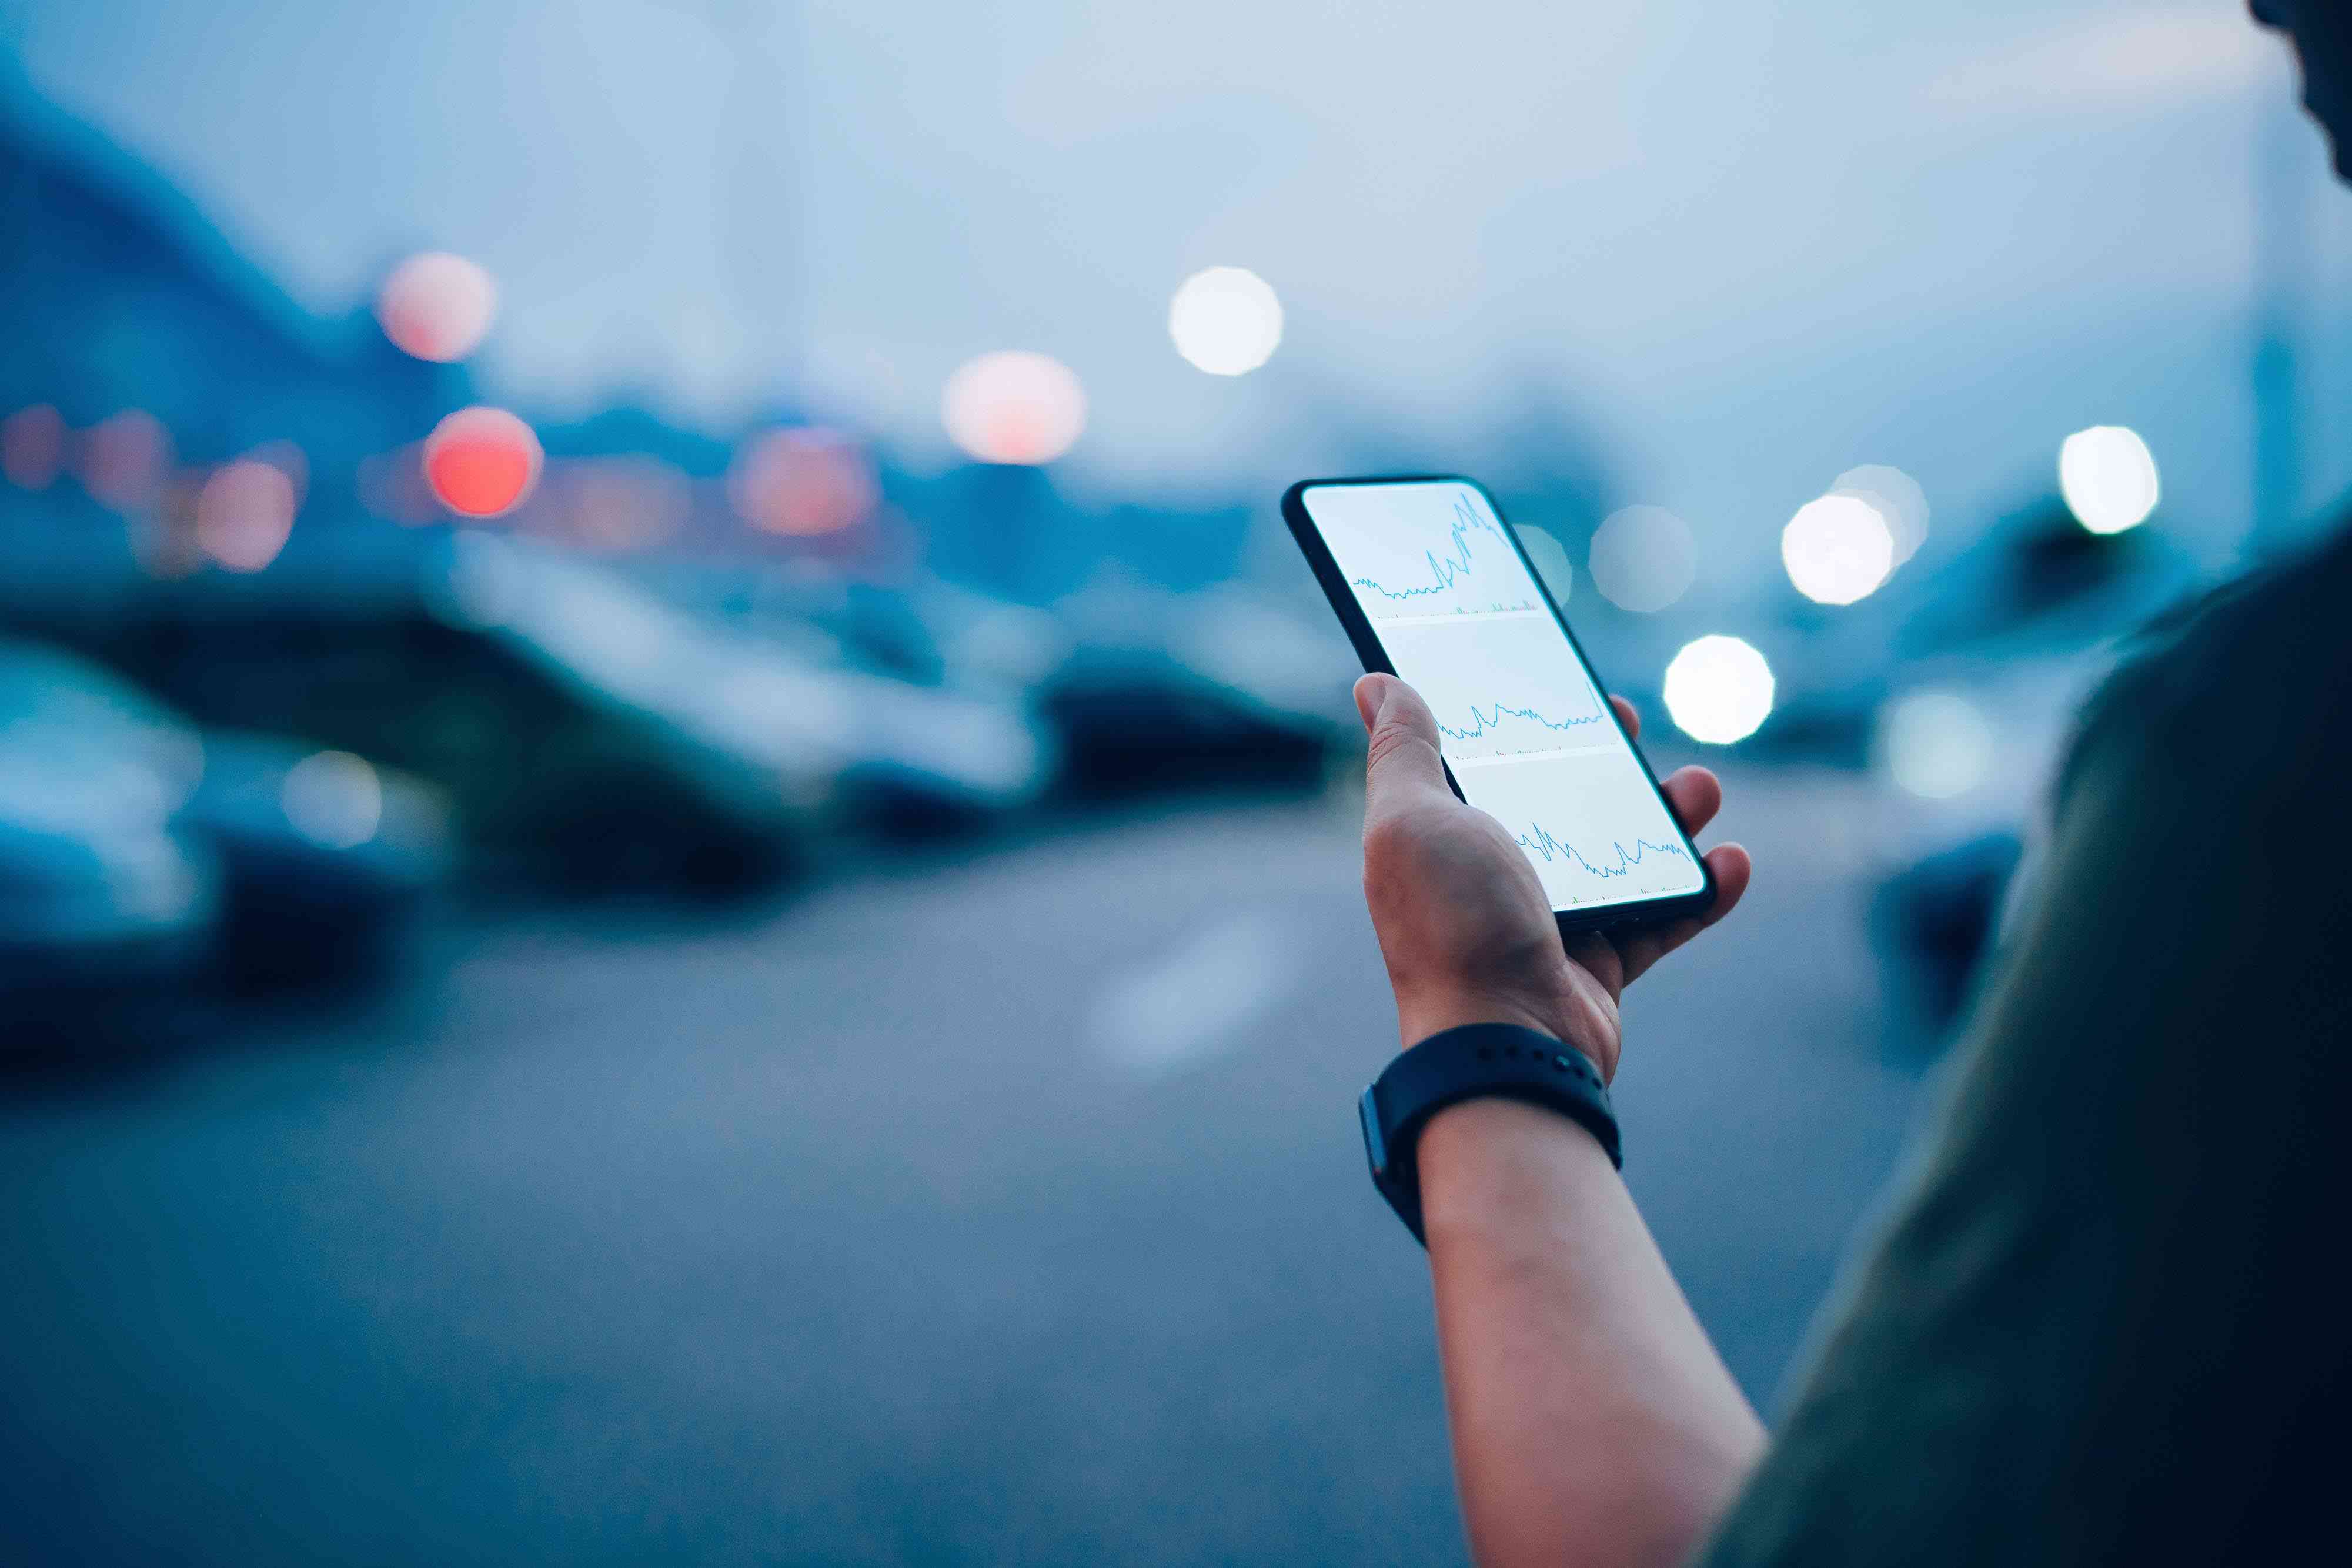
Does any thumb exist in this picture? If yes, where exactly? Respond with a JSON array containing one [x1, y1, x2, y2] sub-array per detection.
[[1355, 674, 1454, 824]]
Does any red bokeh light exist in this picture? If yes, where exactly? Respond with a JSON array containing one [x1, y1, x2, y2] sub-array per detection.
[[423, 407, 543, 518], [2, 405, 65, 489], [728, 427, 878, 537]]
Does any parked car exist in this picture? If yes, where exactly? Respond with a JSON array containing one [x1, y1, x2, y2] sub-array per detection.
[[178, 729, 447, 986], [0, 767, 218, 1008], [1040, 581, 1353, 799], [0, 638, 447, 997], [4, 531, 830, 895]]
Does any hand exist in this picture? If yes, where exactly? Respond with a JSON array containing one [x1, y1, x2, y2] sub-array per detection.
[[1354, 673, 1750, 1081]]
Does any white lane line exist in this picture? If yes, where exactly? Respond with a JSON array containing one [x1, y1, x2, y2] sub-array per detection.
[[1087, 908, 1297, 1081]]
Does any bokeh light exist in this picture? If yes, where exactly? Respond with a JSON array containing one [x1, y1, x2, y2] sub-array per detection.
[[1663, 635, 1775, 745], [376, 252, 499, 363], [941, 350, 1087, 465], [1588, 506, 1696, 612], [1831, 464, 1929, 567], [1879, 690, 1996, 800], [2059, 426, 2159, 535], [2, 404, 65, 489], [1782, 494, 1894, 606], [79, 409, 172, 512], [1516, 524, 1574, 604], [1167, 266, 1284, 377], [195, 459, 298, 573], [424, 407, 543, 518], [280, 751, 383, 850], [729, 427, 880, 536]]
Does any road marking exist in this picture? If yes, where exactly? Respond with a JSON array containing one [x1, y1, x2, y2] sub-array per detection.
[[1087, 909, 1295, 1080]]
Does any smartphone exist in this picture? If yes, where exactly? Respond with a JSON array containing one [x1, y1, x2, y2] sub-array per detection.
[[1284, 474, 1714, 935]]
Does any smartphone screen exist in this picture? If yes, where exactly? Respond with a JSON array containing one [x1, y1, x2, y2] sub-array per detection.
[[1290, 477, 1709, 920]]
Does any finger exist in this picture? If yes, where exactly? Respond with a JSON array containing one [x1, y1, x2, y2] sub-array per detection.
[[1355, 673, 1456, 830], [1617, 843, 1752, 985], [1659, 765, 1722, 838], [1609, 694, 1639, 740]]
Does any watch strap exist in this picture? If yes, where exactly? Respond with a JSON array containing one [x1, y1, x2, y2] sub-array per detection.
[[1359, 1022, 1620, 1246]]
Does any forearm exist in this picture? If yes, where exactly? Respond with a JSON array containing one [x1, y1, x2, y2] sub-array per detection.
[[1419, 1099, 1764, 1568]]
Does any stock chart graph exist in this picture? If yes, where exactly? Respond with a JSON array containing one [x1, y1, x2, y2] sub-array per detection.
[[1462, 755, 1705, 907], [1302, 479, 1709, 912], [1513, 824, 1693, 880], [1384, 614, 1612, 762], [1325, 489, 1543, 620]]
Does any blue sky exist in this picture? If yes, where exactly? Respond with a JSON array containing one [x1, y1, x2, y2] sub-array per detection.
[[5, 0, 2348, 584]]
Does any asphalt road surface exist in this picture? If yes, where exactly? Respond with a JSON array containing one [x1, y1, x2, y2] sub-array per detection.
[[2, 772, 1936, 1567]]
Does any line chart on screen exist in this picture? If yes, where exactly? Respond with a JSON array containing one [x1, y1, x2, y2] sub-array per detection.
[[1333, 490, 1543, 621], [1380, 613, 1612, 763]]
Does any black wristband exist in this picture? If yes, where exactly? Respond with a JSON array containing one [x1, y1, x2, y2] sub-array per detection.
[[1358, 1022, 1621, 1246]]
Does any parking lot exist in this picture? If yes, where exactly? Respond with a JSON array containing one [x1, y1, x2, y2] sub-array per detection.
[[1, 774, 1933, 1567]]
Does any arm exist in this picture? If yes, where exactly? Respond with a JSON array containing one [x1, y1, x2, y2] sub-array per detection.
[[1352, 674, 1762, 1568], [1422, 1102, 1763, 1568]]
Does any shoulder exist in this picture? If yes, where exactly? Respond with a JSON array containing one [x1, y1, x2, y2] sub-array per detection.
[[2056, 524, 2352, 814]]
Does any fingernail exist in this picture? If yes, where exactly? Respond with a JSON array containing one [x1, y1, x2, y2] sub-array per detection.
[[1354, 678, 1381, 733]]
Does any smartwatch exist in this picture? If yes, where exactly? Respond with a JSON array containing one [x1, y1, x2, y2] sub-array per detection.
[[1358, 1022, 1621, 1246]]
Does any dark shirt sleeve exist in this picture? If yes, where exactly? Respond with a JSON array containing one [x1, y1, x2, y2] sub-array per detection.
[[1696, 556, 2352, 1565]]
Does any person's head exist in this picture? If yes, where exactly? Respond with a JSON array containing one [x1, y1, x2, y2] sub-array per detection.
[[2253, 0, 2352, 176]]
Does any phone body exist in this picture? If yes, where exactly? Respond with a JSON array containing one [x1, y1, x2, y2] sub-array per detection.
[[1284, 474, 1715, 937]]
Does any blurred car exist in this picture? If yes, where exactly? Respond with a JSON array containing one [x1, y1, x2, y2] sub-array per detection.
[[1860, 646, 2116, 1032], [178, 730, 447, 986], [519, 543, 1055, 845], [2, 530, 825, 895], [1869, 829, 2025, 1029], [0, 638, 447, 995], [632, 554, 1351, 803], [1040, 581, 1354, 799], [1718, 495, 2207, 1031], [0, 753, 218, 1004]]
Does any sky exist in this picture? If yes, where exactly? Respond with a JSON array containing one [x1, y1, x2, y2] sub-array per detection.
[[5, 0, 2350, 584]]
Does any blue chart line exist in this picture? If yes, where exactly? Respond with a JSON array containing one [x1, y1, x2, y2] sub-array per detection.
[[1349, 494, 1539, 614], [1438, 701, 1606, 744], [1514, 825, 1692, 880]]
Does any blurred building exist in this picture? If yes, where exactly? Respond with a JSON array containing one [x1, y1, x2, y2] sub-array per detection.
[[0, 59, 463, 487]]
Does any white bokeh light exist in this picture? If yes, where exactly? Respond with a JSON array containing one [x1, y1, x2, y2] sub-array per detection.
[[1663, 636, 1775, 745], [1588, 506, 1697, 612], [941, 351, 1088, 465], [1782, 494, 1895, 606], [375, 252, 499, 363], [1832, 464, 1930, 567], [1516, 524, 1574, 604], [2059, 426, 2160, 534], [1880, 690, 1997, 800], [1168, 266, 1284, 377], [280, 751, 383, 850], [195, 458, 298, 573]]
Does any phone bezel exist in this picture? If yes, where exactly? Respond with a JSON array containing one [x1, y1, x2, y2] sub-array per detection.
[[1282, 473, 1718, 938]]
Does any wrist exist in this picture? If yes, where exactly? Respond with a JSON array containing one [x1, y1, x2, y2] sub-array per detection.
[[1416, 1095, 1619, 1241]]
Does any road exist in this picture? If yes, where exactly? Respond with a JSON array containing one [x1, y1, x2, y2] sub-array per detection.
[[1, 772, 1935, 1567]]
